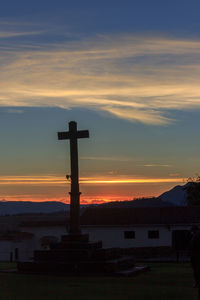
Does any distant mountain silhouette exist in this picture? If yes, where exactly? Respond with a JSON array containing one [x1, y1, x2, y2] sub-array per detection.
[[99, 197, 174, 208], [158, 183, 189, 206], [99, 183, 191, 208], [0, 201, 69, 215], [0, 183, 192, 215]]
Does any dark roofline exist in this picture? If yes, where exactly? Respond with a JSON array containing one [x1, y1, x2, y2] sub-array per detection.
[[81, 223, 200, 228], [20, 221, 67, 227], [18, 207, 200, 227], [80, 206, 200, 226], [0, 231, 34, 241]]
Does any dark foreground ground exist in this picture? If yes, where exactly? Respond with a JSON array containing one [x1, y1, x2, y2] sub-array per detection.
[[0, 262, 198, 300]]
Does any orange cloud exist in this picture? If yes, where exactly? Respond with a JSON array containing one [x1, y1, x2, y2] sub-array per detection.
[[0, 175, 185, 185], [1, 33, 200, 125]]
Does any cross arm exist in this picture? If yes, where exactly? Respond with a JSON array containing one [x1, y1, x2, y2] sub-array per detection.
[[57, 130, 89, 140], [77, 130, 89, 139], [57, 131, 70, 140]]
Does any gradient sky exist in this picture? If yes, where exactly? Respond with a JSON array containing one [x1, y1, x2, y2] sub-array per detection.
[[0, 0, 200, 203]]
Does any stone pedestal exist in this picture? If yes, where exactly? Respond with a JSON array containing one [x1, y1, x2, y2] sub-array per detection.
[[18, 234, 143, 276]]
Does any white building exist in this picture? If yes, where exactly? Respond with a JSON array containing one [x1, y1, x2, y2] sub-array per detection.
[[80, 206, 200, 254], [1, 206, 199, 261]]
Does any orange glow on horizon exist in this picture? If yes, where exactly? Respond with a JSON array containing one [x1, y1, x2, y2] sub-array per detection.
[[80, 178, 185, 184], [0, 175, 186, 204], [0, 175, 186, 185], [0, 195, 137, 204]]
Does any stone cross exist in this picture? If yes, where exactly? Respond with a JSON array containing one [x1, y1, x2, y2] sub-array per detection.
[[58, 121, 89, 235]]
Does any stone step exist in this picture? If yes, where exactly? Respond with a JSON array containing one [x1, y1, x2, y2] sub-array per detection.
[[115, 265, 150, 277], [61, 234, 89, 243], [103, 256, 135, 273], [31, 254, 135, 273], [34, 249, 92, 262], [18, 261, 76, 274], [92, 247, 122, 260], [52, 241, 102, 250], [18, 261, 149, 276], [34, 249, 128, 265]]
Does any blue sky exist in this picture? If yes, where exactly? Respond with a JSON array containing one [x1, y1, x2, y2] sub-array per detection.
[[0, 0, 200, 203]]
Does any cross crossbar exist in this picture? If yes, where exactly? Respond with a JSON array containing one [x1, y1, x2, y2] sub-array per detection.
[[58, 130, 89, 140]]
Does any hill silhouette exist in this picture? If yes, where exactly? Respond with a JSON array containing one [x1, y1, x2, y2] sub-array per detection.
[[0, 183, 194, 215], [99, 197, 174, 208], [0, 201, 69, 215]]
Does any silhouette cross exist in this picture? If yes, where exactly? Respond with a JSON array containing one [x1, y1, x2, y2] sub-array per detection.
[[58, 121, 89, 234]]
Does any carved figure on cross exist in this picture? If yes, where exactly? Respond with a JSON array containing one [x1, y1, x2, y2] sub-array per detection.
[[58, 121, 89, 235]]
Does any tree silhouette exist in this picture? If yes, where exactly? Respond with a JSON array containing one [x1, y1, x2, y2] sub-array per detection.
[[185, 175, 200, 205]]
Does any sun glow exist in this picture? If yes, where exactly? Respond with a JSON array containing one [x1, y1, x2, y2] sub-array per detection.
[[0, 195, 133, 204], [0, 175, 185, 203]]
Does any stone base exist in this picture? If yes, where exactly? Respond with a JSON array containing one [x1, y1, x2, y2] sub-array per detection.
[[18, 256, 135, 275], [17, 234, 145, 276]]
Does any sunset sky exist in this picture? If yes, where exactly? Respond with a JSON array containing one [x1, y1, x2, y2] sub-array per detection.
[[0, 0, 200, 204]]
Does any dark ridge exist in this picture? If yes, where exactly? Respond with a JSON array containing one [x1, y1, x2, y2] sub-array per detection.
[[99, 197, 174, 208]]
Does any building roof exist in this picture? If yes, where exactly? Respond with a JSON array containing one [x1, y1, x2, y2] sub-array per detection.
[[80, 206, 200, 226], [20, 220, 67, 227], [0, 231, 34, 241]]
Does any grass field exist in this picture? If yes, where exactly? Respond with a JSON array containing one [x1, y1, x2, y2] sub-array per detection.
[[0, 262, 198, 300]]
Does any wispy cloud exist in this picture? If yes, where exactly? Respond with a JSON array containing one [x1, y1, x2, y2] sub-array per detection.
[[143, 164, 171, 167], [0, 28, 200, 125], [80, 156, 139, 162], [0, 30, 44, 38], [169, 173, 180, 177], [1, 108, 24, 114], [0, 175, 185, 185]]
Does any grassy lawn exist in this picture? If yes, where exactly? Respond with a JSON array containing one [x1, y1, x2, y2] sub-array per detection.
[[0, 263, 198, 300], [0, 262, 17, 270]]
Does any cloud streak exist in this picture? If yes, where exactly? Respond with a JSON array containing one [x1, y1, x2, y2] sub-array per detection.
[[0, 29, 200, 125], [0, 31, 44, 38], [0, 175, 185, 185]]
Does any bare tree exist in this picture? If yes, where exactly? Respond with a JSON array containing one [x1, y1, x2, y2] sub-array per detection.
[[185, 175, 200, 205]]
